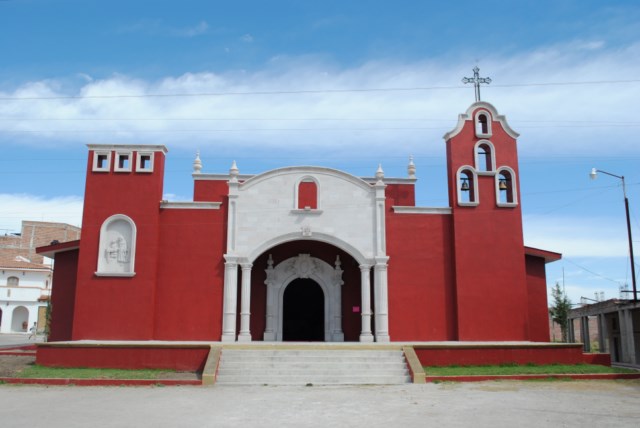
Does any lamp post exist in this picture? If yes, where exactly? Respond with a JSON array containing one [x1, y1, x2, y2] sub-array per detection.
[[590, 168, 637, 302]]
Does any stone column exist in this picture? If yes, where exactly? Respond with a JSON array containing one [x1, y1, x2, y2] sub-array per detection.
[[597, 314, 608, 353], [221, 257, 239, 342], [359, 265, 373, 342], [263, 255, 276, 341], [619, 309, 637, 364], [332, 256, 344, 342], [580, 316, 590, 352], [373, 258, 390, 342], [238, 263, 253, 342]]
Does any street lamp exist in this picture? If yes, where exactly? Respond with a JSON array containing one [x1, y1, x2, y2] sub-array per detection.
[[590, 168, 637, 302]]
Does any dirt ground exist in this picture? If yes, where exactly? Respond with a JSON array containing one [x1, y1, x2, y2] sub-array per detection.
[[0, 355, 35, 377]]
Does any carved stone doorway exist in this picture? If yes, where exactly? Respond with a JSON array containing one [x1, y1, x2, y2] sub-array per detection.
[[282, 278, 324, 341], [263, 253, 344, 342]]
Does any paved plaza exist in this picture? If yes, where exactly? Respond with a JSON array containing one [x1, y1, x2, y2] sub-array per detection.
[[1, 380, 639, 427]]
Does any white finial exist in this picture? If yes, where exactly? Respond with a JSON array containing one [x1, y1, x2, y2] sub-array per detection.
[[375, 164, 384, 182], [230, 160, 239, 176], [334, 255, 341, 269], [193, 150, 202, 174], [408, 155, 416, 179], [267, 254, 274, 269]]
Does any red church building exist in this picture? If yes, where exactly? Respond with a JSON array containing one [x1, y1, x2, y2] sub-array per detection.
[[39, 100, 562, 349]]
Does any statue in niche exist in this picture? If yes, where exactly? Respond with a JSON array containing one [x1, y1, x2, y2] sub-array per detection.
[[105, 233, 130, 266]]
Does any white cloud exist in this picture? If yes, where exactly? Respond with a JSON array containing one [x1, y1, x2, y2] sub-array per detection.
[[523, 214, 630, 258], [1, 40, 639, 157], [0, 194, 83, 233], [240, 33, 254, 43]]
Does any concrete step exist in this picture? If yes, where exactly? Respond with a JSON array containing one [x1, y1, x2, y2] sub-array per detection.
[[216, 348, 410, 385]]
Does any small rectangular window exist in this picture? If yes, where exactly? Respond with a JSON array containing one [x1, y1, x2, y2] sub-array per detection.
[[92, 151, 111, 172], [114, 152, 132, 172], [136, 152, 154, 173]]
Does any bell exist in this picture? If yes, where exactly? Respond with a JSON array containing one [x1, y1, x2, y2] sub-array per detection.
[[499, 179, 508, 191], [460, 180, 470, 191]]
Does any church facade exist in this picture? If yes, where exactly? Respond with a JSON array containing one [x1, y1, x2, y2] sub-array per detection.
[[40, 101, 560, 344]]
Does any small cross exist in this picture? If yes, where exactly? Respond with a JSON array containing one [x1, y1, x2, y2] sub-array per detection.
[[462, 67, 491, 102]]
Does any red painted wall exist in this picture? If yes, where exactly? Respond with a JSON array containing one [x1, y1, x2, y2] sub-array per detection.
[[526, 255, 551, 341], [385, 210, 457, 341], [415, 344, 585, 366], [153, 208, 226, 340], [72, 149, 165, 340], [446, 109, 530, 340], [385, 183, 415, 207], [193, 179, 228, 203], [48, 249, 79, 342], [37, 345, 210, 371]]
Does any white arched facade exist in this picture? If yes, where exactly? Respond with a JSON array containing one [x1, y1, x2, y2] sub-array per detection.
[[220, 165, 390, 343]]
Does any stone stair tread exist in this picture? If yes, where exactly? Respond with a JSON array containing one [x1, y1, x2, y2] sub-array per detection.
[[216, 348, 411, 385]]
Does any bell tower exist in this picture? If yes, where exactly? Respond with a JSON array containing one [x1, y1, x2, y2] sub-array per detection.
[[444, 101, 530, 340]]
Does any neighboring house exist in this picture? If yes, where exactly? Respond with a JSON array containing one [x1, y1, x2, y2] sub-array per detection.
[[0, 221, 80, 333], [567, 299, 640, 366]]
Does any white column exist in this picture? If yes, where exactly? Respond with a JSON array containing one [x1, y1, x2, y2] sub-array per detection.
[[359, 264, 373, 342], [374, 258, 390, 342], [0, 305, 11, 333], [238, 263, 253, 342], [221, 257, 239, 342]]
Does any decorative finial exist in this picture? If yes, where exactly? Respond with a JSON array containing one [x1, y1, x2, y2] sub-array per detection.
[[408, 155, 416, 179], [334, 255, 341, 269], [193, 150, 202, 174], [267, 254, 274, 269], [462, 66, 491, 102], [375, 164, 384, 182], [230, 160, 239, 176]]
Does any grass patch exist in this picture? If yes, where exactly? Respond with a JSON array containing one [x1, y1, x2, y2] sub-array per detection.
[[424, 363, 638, 376], [16, 365, 176, 380]]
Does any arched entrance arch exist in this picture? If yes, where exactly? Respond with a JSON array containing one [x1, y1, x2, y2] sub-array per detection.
[[264, 254, 344, 342], [11, 306, 29, 332]]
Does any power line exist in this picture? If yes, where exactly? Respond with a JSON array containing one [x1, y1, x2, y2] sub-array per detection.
[[0, 78, 638, 101]]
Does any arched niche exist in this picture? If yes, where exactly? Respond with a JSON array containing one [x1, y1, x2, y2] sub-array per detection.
[[96, 214, 137, 276]]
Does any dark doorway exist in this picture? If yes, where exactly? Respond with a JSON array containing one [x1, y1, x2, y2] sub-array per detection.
[[283, 278, 325, 341]]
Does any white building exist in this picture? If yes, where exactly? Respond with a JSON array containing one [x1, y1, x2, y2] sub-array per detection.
[[0, 221, 80, 334], [0, 256, 52, 333]]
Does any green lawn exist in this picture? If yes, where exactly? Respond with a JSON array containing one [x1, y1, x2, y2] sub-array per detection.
[[423, 363, 638, 376], [17, 365, 179, 380]]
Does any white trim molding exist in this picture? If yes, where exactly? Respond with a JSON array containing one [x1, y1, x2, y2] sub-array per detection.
[[495, 166, 519, 207], [474, 140, 496, 172], [160, 201, 222, 210], [92, 150, 111, 172], [456, 166, 479, 207], [392, 206, 452, 215], [443, 101, 519, 141], [474, 109, 493, 138], [114, 151, 133, 173], [136, 151, 155, 173]]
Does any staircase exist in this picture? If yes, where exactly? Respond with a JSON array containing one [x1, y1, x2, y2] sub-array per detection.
[[215, 347, 411, 385]]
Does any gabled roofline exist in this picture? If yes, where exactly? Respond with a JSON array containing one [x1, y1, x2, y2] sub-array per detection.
[[443, 101, 520, 141]]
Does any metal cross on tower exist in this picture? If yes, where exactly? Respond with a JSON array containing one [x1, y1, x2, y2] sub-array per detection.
[[462, 67, 491, 102]]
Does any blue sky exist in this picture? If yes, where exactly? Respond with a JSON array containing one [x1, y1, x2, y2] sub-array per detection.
[[1, 0, 639, 305]]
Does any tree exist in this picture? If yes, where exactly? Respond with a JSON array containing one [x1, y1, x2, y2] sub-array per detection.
[[549, 283, 572, 342]]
